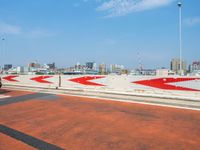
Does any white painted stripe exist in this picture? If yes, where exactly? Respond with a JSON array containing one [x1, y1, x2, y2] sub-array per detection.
[[0, 95, 10, 99], [57, 93, 200, 111]]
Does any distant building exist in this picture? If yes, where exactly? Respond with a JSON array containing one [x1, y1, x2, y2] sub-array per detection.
[[28, 62, 40, 68], [75, 62, 85, 71], [64, 62, 88, 75], [0, 67, 3, 74], [130, 69, 141, 75], [156, 69, 169, 76], [130, 69, 156, 76], [120, 69, 129, 75], [170, 58, 187, 74], [110, 64, 124, 74], [4, 64, 12, 71], [16, 66, 24, 74], [43, 64, 50, 69], [189, 61, 200, 72], [141, 69, 156, 76], [6, 66, 24, 74], [188, 61, 200, 76], [99, 63, 107, 75], [85, 70, 98, 75], [47, 63, 56, 70], [86, 62, 96, 70]]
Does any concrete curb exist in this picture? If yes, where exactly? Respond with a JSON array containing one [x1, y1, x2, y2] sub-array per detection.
[[3, 85, 200, 111]]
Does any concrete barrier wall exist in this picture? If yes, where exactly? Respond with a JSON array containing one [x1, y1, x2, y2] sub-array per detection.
[[1, 75, 200, 99], [1, 75, 59, 88]]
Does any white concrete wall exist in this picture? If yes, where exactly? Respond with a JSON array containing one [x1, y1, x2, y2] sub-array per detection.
[[1, 75, 200, 99], [1, 75, 59, 88]]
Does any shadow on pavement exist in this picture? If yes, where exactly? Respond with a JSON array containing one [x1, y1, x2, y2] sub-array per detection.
[[0, 89, 11, 94]]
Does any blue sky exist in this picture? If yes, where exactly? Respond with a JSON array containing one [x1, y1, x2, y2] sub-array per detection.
[[0, 0, 200, 69]]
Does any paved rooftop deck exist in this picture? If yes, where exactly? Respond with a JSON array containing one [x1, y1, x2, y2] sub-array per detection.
[[0, 89, 200, 150]]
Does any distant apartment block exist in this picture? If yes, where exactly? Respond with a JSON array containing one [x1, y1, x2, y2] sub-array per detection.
[[189, 61, 200, 72], [110, 64, 124, 74], [188, 61, 200, 76], [170, 58, 187, 74], [86, 62, 96, 70], [47, 63, 56, 70], [99, 63, 107, 75], [4, 64, 12, 71]]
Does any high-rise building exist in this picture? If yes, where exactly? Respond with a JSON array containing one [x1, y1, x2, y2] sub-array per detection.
[[47, 63, 56, 69], [189, 61, 200, 72], [99, 63, 107, 75], [86, 62, 96, 70], [75, 62, 85, 71], [170, 58, 187, 74], [4, 64, 12, 71], [110, 64, 124, 74]]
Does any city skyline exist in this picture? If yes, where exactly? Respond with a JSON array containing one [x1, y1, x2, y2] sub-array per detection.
[[1, 59, 200, 76], [0, 0, 200, 69]]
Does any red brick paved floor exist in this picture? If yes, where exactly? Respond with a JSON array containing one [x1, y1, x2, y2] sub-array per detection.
[[0, 89, 200, 150]]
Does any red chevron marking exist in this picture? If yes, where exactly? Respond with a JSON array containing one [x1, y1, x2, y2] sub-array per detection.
[[133, 78, 200, 91], [3, 75, 19, 82], [30, 76, 53, 84], [69, 76, 105, 86]]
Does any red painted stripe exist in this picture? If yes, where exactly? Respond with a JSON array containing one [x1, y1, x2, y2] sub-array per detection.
[[133, 78, 200, 91]]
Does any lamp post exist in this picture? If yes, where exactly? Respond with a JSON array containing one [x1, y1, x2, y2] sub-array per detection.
[[1, 37, 5, 73], [178, 1, 182, 75]]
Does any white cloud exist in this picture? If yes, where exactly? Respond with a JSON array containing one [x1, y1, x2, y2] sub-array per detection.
[[27, 29, 55, 38], [96, 0, 175, 17], [0, 22, 21, 34], [0, 21, 56, 38], [184, 17, 200, 26]]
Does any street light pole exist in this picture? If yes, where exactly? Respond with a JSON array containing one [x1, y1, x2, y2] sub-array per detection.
[[1, 37, 5, 73], [178, 1, 182, 75]]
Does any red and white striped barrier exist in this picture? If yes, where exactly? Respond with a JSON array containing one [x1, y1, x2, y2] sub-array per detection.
[[1, 75, 200, 99]]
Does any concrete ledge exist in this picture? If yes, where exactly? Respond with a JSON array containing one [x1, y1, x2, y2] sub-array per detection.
[[4, 84, 200, 101], [3, 85, 200, 111]]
